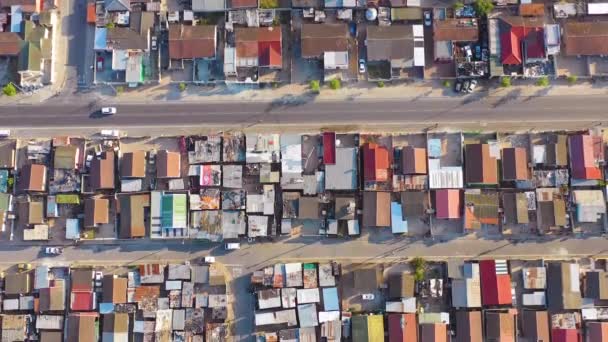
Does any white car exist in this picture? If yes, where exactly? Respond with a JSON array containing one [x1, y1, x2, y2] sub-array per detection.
[[424, 11, 432, 26], [44, 247, 63, 255], [358, 59, 366, 74], [101, 107, 117, 115], [362, 293, 375, 300], [204, 256, 216, 263], [225, 242, 240, 250]]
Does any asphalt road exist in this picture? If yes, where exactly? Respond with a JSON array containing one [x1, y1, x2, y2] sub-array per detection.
[[1, 95, 607, 132]]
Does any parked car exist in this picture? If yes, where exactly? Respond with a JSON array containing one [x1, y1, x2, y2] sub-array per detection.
[[468, 79, 478, 92], [101, 107, 117, 115], [225, 242, 240, 250], [454, 80, 463, 93], [94, 271, 103, 287], [96, 56, 104, 70], [424, 11, 432, 26], [358, 59, 366, 74], [362, 293, 375, 300], [151, 36, 158, 50], [204, 256, 216, 263], [461, 80, 470, 93], [44, 247, 63, 255]]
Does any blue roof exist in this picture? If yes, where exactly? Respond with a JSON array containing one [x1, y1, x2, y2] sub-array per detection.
[[99, 303, 115, 314], [94, 27, 108, 51], [323, 287, 339, 311], [391, 202, 408, 234], [0, 169, 8, 193], [428, 138, 442, 158]]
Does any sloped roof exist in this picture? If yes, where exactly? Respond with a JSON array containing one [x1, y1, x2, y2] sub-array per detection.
[[362, 191, 391, 228], [479, 260, 512, 306], [588, 322, 608, 342], [236, 27, 282, 67], [455, 311, 482, 342], [84, 198, 109, 228], [367, 25, 415, 62], [502, 147, 529, 181], [67, 314, 96, 342], [569, 134, 602, 180], [105, 0, 129, 11], [435, 189, 461, 219], [169, 24, 216, 59], [120, 151, 146, 178], [301, 23, 348, 58], [156, 150, 180, 178], [465, 144, 498, 184], [118, 193, 149, 238], [362, 143, 390, 182], [102, 275, 127, 304], [563, 21, 608, 56], [0, 32, 22, 56], [107, 27, 147, 50], [547, 262, 582, 311], [18, 163, 46, 192], [90, 151, 115, 190], [434, 19, 479, 42], [522, 310, 550, 342], [485, 311, 515, 341]]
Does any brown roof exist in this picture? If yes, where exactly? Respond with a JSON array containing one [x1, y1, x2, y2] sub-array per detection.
[[522, 310, 549, 342], [90, 151, 115, 190], [40, 331, 63, 342], [434, 19, 479, 42], [0, 0, 36, 10], [465, 144, 498, 184], [120, 151, 146, 178], [230, 0, 257, 8], [564, 21, 608, 56], [84, 198, 109, 228], [71, 269, 93, 291], [5, 273, 30, 295], [455, 311, 482, 342], [402, 146, 427, 174], [501, 147, 529, 181], [103, 313, 129, 333], [301, 23, 348, 58], [107, 27, 148, 50], [388, 273, 415, 298], [588, 322, 608, 342], [118, 193, 149, 238], [156, 150, 180, 178], [28, 201, 44, 225], [67, 314, 97, 342], [102, 275, 127, 304], [168, 24, 216, 59], [18, 164, 46, 192], [420, 323, 447, 342], [0, 139, 15, 168], [519, 3, 545, 16], [39, 279, 66, 311], [485, 312, 515, 342], [362, 191, 391, 228], [0, 32, 22, 56], [235, 27, 282, 67]]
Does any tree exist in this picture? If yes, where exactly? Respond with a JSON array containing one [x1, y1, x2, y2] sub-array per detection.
[[178, 82, 187, 92], [329, 78, 341, 90], [473, 0, 494, 16], [442, 80, 451, 88], [2, 83, 16, 96], [411, 257, 427, 282], [567, 75, 578, 85], [115, 86, 124, 95], [105, 22, 115, 29], [453, 1, 464, 10], [377, 81, 385, 88], [500, 76, 511, 88], [536, 76, 550, 87], [309, 80, 320, 93]]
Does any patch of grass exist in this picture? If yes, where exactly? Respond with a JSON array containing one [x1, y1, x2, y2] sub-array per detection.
[[115, 86, 124, 95], [2, 83, 16, 96], [309, 80, 320, 93], [500, 77, 511, 88], [567, 75, 577, 85], [442, 80, 451, 88], [377, 81, 385, 88], [536, 76, 550, 87], [178, 82, 186, 92], [453, 1, 464, 9], [105, 22, 115, 29], [259, 0, 279, 8], [329, 78, 341, 90], [473, 0, 494, 16]]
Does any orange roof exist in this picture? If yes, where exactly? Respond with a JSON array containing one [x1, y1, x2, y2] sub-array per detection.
[[87, 3, 95, 23], [363, 143, 391, 182], [519, 3, 545, 17]]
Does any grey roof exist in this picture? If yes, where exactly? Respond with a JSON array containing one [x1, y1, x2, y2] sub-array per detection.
[[367, 25, 416, 66], [325, 147, 357, 190], [105, 0, 130, 11], [129, 11, 155, 35], [192, 0, 226, 11], [107, 27, 148, 50]]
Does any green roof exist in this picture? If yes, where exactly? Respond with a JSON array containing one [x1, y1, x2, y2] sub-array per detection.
[[56, 194, 80, 204], [0, 193, 10, 211]]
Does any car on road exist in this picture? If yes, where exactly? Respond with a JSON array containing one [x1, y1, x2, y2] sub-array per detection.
[[101, 107, 117, 115], [362, 293, 375, 300], [358, 59, 366, 74], [44, 247, 63, 255], [225, 242, 240, 250], [204, 256, 216, 263], [424, 11, 432, 26]]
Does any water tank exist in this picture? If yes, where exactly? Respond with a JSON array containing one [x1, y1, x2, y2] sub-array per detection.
[[365, 8, 377, 21]]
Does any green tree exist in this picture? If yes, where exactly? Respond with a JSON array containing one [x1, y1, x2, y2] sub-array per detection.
[[178, 82, 186, 92], [309, 80, 320, 93], [411, 257, 427, 282], [115, 86, 124, 95], [500, 76, 511, 88], [536, 76, 550, 87], [442, 80, 451, 88], [329, 78, 341, 90], [473, 0, 494, 16], [453, 1, 464, 10], [2, 83, 16, 96], [567, 75, 578, 85], [105, 22, 115, 29], [377, 81, 385, 88], [259, 0, 279, 8]]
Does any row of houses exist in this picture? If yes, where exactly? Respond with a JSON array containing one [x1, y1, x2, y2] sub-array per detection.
[[0, 262, 227, 342], [1, 129, 606, 243], [252, 259, 608, 342]]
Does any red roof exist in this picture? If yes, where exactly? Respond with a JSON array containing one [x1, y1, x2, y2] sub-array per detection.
[[501, 26, 545, 65], [235, 27, 282, 68], [388, 314, 417, 342], [363, 143, 390, 182], [258, 41, 282, 67], [479, 260, 512, 306], [323, 132, 336, 165], [569, 135, 602, 180], [435, 189, 461, 219], [552, 329, 580, 342], [71, 291, 94, 311]]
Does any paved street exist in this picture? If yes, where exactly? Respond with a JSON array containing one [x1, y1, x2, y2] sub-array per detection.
[[0, 94, 607, 135]]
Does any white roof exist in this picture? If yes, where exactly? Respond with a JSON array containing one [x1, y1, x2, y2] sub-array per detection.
[[522, 291, 546, 306], [429, 167, 463, 189], [588, 3, 608, 14], [112, 50, 128, 70], [414, 47, 425, 67], [324, 51, 349, 69], [297, 288, 320, 304], [319, 311, 340, 323]]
